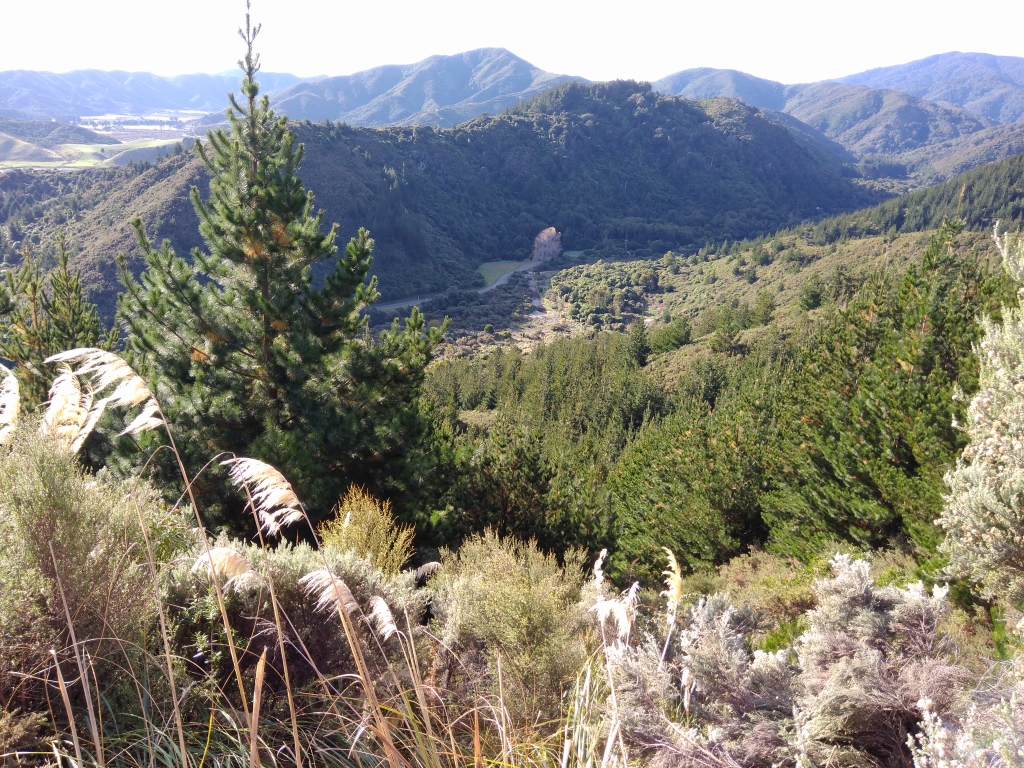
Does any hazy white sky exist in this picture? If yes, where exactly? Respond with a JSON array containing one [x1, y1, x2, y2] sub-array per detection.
[[2, 0, 1021, 84]]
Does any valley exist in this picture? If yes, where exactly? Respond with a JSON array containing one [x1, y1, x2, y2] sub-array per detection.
[[3, 33, 1024, 767]]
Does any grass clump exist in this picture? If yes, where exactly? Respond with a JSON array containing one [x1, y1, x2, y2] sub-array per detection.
[[0, 417, 187, 717], [429, 531, 591, 728]]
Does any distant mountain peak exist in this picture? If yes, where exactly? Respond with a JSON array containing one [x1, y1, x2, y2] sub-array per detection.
[[835, 51, 1024, 124], [268, 49, 586, 127]]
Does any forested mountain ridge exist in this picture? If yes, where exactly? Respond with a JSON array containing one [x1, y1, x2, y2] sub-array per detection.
[[837, 51, 1024, 124], [654, 64, 1024, 185], [0, 81, 879, 317], [267, 48, 584, 127]]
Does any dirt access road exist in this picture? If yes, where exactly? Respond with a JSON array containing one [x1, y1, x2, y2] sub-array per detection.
[[373, 260, 544, 312]]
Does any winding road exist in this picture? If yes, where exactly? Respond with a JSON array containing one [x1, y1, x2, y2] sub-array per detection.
[[373, 260, 545, 312]]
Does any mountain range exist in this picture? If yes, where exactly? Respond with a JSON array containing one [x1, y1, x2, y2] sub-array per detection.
[[268, 48, 581, 128], [836, 52, 1024, 124], [3, 49, 1024, 188], [0, 81, 881, 317], [653, 63, 1024, 184]]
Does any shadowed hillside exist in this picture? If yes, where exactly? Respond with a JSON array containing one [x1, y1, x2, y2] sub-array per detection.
[[0, 81, 880, 318]]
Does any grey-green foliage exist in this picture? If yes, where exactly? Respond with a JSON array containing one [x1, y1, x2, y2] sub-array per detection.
[[939, 230, 1024, 606], [429, 531, 591, 726], [611, 554, 970, 767], [164, 537, 427, 699], [0, 417, 188, 713]]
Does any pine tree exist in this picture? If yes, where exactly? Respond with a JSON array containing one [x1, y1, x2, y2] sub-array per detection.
[[115, 14, 445, 526], [0, 230, 116, 406], [761, 219, 1014, 559]]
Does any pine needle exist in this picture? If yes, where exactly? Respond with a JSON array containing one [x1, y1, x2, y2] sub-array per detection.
[[299, 570, 358, 616], [222, 457, 304, 536], [0, 368, 19, 445]]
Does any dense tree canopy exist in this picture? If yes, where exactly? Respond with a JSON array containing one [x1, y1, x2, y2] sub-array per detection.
[[113, 26, 444, 527]]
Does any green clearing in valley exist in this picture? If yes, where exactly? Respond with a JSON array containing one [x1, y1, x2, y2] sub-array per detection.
[[478, 260, 534, 286]]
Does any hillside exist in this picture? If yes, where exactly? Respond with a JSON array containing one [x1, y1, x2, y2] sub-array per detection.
[[0, 69, 306, 119], [837, 52, 1024, 124], [653, 67, 1024, 185], [794, 150, 1024, 242], [780, 82, 987, 154], [0, 133, 61, 163], [0, 117, 117, 147], [0, 81, 878, 318], [269, 48, 584, 127]]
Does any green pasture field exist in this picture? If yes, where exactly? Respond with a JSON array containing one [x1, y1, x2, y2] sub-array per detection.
[[477, 260, 534, 286]]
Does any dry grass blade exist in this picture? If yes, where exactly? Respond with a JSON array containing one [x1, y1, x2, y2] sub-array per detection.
[[367, 596, 398, 642], [223, 457, 304, 536], [0, 368, 19, 445], [299, 570, 358, 616], [50, 649, 84, 768], [250, 649, 267, 768]]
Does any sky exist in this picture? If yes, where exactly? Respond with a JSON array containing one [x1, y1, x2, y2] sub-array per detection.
[[2, 0, 1022, 84]]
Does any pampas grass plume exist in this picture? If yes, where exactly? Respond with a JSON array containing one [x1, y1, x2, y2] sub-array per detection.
[[44, 349, 164, 451], [222, 457, 304, 536], [593, 548, 608, 591], [300, 570, 358, 616], [0, 368, 19, 444], [661, 548, 683, 613], [367, 596, 398, 641], [191, 547, 254, 581], [42, 367, 94, 451]]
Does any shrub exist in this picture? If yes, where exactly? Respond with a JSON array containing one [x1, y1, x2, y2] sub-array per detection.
[[164, 537, 428, 709], [604, 553, 978, 767], [648, 317, 691, 355], [428, 531, 591, 727], [318, 485, 415, 575], [0, 418, 188, 715], [940, 229, 1024, 606], [798, 272, 824, 310]]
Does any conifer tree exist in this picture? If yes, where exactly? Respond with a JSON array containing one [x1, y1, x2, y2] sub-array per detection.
[[0, 230, 116, 406], [116, 12, 445, 525]]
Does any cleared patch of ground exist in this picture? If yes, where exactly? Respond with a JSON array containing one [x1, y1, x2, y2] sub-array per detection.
[[477, 260, 534, 286]]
